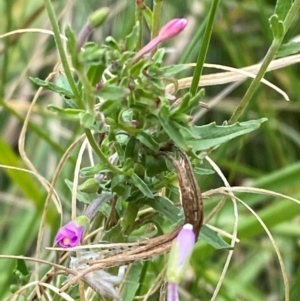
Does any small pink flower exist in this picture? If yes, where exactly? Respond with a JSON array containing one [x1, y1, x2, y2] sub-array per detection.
[[55, 221, 85, 248], [167, 223, 195, 283], [167, 224, 195, 301], [132, 18, 187, 62], [158, 18, 188, 41]]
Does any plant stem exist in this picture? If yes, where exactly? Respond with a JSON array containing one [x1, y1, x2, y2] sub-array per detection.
[[229, 0, 300, 124], [189, 0, 221, 96], [77, 68, 95, 113], [150, 0, 162, 56], [43, 0, 84, 109], [84, 129, 123, 174], [135, 0, 144, 50]]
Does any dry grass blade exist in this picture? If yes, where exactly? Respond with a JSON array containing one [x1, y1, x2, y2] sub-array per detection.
[[205, 156, 238, 301], [165, 54, 300, 96]]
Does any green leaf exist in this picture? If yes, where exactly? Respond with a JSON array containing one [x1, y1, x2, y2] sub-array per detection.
[[105, 36, 121, 51], [96, 85, 130, 100], [269, 14, 285, 39], [276, 41, 300, 58], [87, 65, 106, 86], [47, 105, 85, 120], [275, 0, 292, 21], [30, 77, 74, 97], [143, 6, 153, 30], [180, 118, 268, 152], [199, 225, 232, 249], [0, 139, 43, 205], [144, 155, 169, 177], [80, 164, 111, 178], [79, 43, 108, 66], [14, 259, 29, 276], [64, 179, 97, 204], [193, 166, 215, 175], [65, 26, 79, 68], [131, 173, 154, 199], [145, 196, 183, 223], [121, 261, 143, 301], [170, 93, 191, 116], [151, 48, 165, 64], [157, 106, 189, 150], [125, 21, 140, 51], [55, 73, 73, 99], [99, 99, 121, 117], [188, 88, 205, 111], [136, 132, 159, 151], [79, 111, 95, 128], [125, 137, 140, 161], [160, 64, 190, 77], [102, 222, 126, 243]]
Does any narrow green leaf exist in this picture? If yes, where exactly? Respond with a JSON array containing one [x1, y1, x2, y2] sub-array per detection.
[[144, 155, 169, 177], [121, 262, 143, 301], [15, 259, 30, 276], [131, 173, 154, 199], [151, 48, 165, 64], [275, 0, 292, 21], [136, 132, 159, 151], [65, 26, 79, 68], [96, 85, 130, 100], [87, 65, 106, 86], [199, 225, 232, 249], [180, 118, 268, 152], [170, 93, 191, 116], [30, 77, 74, 97], [160, 64, 190, 77], [80, 164, 111, 178], [124, 137, 140, 161], [125, 21, 140, 51], [79, 111, 95, 128], [277, 41, 300, 58], [47, 105, 85, 120], [146, 196, 183, 223], [0, 139, 43, 205], [143, 6, 153, 30], [157, 106, 188, 150], [193, 167, 215, 175], [99, 99, 121, 117]]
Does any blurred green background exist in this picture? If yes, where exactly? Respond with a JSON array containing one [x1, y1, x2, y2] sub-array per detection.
[[1, 0, 300, 300]]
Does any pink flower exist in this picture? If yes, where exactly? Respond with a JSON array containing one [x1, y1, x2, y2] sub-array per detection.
[[158, 18, 188, 41], [132, 18, 187, 62], [167, 224, 195, 301], [167, 223, 195, 283], [55, 220, 85, 248]]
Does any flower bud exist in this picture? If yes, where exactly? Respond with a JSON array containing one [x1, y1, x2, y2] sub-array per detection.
[[88, 8, 110, 29], [167, 223, 195, 283], [131, 18, 187, 62], [158, 18, 188, 42]]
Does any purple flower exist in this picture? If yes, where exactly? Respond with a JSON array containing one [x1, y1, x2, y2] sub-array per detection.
[[132, 18, 187, 62], [55, 217, 88, 248], [167, 224, 195, 301], [167, 223, 195, 283], [167, 282, 179, 301]]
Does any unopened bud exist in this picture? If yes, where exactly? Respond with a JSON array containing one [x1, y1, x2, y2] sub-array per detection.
[[88, 8, 110, 28]]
